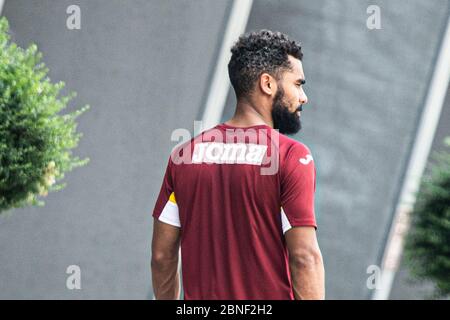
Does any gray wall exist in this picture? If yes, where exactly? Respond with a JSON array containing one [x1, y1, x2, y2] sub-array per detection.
[[221, 0, 449, 299], [0, 0, 231, 299]]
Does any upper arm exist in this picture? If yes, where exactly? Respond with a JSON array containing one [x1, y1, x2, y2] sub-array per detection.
[[285, 226, 321, 260], [152, 219, 181, 259]]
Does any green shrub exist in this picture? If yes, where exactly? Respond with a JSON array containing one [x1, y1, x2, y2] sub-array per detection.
[[405, 137, 450, 298], [0, 17, 89, 213]]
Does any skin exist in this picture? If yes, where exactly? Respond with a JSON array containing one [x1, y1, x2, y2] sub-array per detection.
[[151, 219, 181, 300], [285, 226, 325, 300], [151, 55, 325, 300]]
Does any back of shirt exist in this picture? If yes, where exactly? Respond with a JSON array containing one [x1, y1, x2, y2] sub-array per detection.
[[153, 123, 317, 300]]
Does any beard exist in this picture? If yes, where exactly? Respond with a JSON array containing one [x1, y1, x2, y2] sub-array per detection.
[[271, 87, 302, 135]]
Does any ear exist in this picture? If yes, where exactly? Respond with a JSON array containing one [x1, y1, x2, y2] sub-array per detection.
[[259, 72, 277, 96]]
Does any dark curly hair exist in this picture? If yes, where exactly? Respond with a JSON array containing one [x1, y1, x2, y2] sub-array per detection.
[[228, 29, 303, 98]]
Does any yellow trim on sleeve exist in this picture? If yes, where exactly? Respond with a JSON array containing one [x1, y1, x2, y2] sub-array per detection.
[[169, 192, 176, 204]]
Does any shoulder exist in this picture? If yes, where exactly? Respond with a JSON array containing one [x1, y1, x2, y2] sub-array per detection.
[[276, 134, 315, 182], [278, 134, 313, 160]]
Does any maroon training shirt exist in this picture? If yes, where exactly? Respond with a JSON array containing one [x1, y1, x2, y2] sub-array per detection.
[[153, 123, 317, 300]]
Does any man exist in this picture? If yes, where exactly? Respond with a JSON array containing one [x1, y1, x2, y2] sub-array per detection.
[[151, 30, 325, 300]]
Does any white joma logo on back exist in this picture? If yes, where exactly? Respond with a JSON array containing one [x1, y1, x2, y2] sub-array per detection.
[[299, 154, 313, 165], [192, 142, 267, 165]]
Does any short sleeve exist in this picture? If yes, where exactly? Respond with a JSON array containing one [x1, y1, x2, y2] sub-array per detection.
[[152, 157, 180, 227], [280, 143, 317, 233]]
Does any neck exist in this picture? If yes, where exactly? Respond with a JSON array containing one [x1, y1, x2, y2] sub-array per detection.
[[225, 97, 273, 128]]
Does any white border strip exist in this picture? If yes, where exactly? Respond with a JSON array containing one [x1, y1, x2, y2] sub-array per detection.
[[201, 0, 253, 130], [373, 15, 450, 300], [0, 0, 5, 14]]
